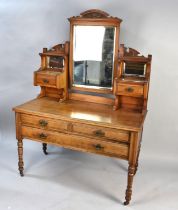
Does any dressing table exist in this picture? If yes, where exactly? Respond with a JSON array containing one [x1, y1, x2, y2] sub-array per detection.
[[13, 9, 152, 205]]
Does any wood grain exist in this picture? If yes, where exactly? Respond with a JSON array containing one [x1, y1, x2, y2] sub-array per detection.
[[12, 9, 152, 205], [13, 97, 145, 132], [21, 126, 129, 159]]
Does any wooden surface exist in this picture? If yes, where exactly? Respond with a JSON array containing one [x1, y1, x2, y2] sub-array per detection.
[[35, 42, 69, 100], [114, 44, 152, 111], [21, 113, 130, 143], [13, 96, 144, 205], [13, 9, 152, 205], [13, 97, 146, 132], [21, 126, 129, 159]]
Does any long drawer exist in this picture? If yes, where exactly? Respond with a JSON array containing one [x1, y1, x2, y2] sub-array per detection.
[[21, 114, 130, 143], [21, 126, 129, 160]]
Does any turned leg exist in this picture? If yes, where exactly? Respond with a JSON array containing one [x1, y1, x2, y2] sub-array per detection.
[[42, 143, 48, 155], [134, 130, 143, 175], [134, 145, 141, 175], [124, 165, 135, 205], [17, 139, 24, 176]]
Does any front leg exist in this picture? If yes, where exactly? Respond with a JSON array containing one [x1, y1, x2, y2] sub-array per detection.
[[134, 129, 143, 175], [124, 164, 135, 205], [134, 144, 141, 175], [17, 139, 24, 176]]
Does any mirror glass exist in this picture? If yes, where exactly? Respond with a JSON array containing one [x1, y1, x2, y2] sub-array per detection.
[[124, 62, 146, 77], [73, 26, 115, 89], [47, 56, 64, 69]]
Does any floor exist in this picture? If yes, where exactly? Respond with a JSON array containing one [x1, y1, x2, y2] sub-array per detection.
[[0, 136, 178, 210]]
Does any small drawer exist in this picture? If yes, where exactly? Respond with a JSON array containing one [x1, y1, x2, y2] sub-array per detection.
[[117, 84, 144, 97], [21, 114, 68, 131], [35, 71, 57, 87], [21, 126, 129, 160], [72, 123, 129, 143]]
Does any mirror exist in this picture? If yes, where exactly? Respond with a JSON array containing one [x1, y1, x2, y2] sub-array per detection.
[[47, 56, 64, 70], [73, 26, 116, 89], [123, 61, 146, 77]]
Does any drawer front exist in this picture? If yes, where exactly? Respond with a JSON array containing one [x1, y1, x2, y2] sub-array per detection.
[[21, 114, 129, 143], [36, 72, 56, 87], [72, 123, 129, 143], [117, 84, 144, 97], [21, 126, 129, 159], [21, 114, 68, 131]]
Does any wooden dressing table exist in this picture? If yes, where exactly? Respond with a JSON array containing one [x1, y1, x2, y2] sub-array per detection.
[[13, 9, 152, 205]]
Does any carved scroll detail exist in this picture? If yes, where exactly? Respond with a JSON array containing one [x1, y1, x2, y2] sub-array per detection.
[[68, 9, 122, 22], [80, 9, 110, 18], [42, 41, 69, 55], [119, 44, 143, 57]]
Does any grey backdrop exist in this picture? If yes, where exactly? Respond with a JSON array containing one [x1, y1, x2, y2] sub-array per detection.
[[0, 0, 178, 210]]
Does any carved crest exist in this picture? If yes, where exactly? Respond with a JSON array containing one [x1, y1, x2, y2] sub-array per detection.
[[80, 9, 110, 18], [119, 44, 141, 57], [41, 42, 69, 56], [68, 9, 122, 23], [119, 44, 152, 62]]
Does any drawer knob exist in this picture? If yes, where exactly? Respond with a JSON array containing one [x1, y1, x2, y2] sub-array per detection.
[[39, 133, 47, 139], [39, 119, 48, 127], [43, 79, 49, 83], [126, 87, 134, 92], [93, 144, 104, 150], [93, 129, 105, 137]]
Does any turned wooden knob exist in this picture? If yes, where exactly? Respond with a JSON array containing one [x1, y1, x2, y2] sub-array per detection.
[[39, 120, 48, 127], [93, 144, 104, 150], [93, 129, 105, 137], [39, 133, 47, 139], [43, 79, 49, 83], [126, 87, 134, 92]]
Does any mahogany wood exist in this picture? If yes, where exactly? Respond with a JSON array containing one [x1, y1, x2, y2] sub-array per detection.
[[34, 42, 69, 100], [113, 44, 152, 111], [13, 9, 152, 205]]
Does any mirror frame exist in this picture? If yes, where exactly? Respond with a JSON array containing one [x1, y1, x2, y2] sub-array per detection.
[[68, 9, 122, 94]]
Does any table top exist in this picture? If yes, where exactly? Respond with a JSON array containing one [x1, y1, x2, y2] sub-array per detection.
[[13, 97, 146, 132]]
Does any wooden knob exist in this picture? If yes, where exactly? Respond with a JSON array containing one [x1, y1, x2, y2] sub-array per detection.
[[93, 129, 105, 137], [93, 144, 104, 150], [39, 133, 47, 139], [39, 120, 48, 127], [43, 79, 49, 83], [126, 87, 134, 92], [43, 48, 47, 53]]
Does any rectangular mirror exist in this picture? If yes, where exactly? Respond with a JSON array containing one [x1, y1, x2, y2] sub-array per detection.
[[47, 56, 64, 70], [123, 62, 146, 77], [72, 26, 116, 89]]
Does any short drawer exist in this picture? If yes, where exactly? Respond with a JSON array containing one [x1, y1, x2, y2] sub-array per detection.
[[21, 126, 129, 160], [35, 71, 57, 87], [72, 123, 129, 143], [21, 114, 68, 131], [117, 84, 144, 97]]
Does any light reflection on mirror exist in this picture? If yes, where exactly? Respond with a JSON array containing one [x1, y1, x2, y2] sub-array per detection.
[[73, 26, 115, 89]]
